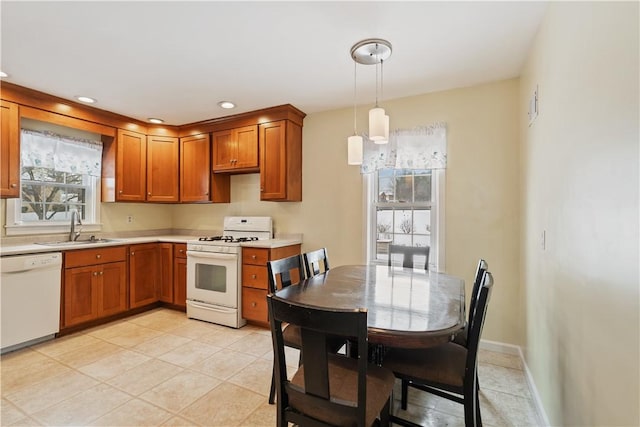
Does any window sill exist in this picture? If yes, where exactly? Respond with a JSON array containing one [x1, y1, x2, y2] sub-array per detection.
[[4, 223, 102, 236]]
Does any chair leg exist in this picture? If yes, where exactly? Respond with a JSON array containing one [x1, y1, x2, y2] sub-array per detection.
[[401, 379, 409, 410], [268, 363, 276, 405], [380, 397, 391, 426]]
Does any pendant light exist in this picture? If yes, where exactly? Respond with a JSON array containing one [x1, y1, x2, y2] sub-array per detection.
[[348, 60, 363, 165], [350, 38, 392, 144]]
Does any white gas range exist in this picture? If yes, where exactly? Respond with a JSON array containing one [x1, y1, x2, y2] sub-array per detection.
[[187, 216, 273, 328], [186, 216, 272, 328]]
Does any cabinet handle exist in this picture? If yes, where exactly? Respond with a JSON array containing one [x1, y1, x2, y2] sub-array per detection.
[[93, 271, 98, 276], [99, 271, 104, 276], [96, 254, 101, 259], [251, 274, 257, 279], [10, 183, 17, 188], [251, 302, 257, 307], [179, 249, 184, 254], [131, 252, 135, 256], [260, 188, 264, 192], [148, 192, 151, 196], [251, 255, 257, 260], [118, 190, 123, 194]]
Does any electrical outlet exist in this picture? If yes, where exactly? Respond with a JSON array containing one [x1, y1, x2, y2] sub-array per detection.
[[127, 215, 133, 223]]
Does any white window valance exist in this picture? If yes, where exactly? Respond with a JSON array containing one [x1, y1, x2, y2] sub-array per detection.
[[21, 129, 103, 176], [361, 122, 447, 173]]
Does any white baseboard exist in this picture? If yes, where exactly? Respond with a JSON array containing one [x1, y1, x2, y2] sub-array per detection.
[[479, 339, 551, 426]]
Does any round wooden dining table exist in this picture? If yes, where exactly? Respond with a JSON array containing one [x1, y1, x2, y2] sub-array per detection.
[[274, 264, 466, 349]]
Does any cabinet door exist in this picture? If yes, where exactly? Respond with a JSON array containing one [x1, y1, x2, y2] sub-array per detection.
[[64, 266, 98, 327], [0, 100, 20, 198], [212, 129, 235, 171], [234, 125, 258, 170], [259, 121, 287, 200], [147, 136, 178, 202], [259, 120, 302, 202], [181, 133, 214, 202], [173, 256, 187, 308], [116, 129, 147, 201], [158, 243, 174, 303], [98, 261, 127, 317], [129, 243, 160, 308]]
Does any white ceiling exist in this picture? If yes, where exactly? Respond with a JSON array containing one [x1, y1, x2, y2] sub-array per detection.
[[1, 1, 547, 126]]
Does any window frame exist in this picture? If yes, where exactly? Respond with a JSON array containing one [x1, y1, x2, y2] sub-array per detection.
[[4, 123, 103, 237], [365, 168, 445, 272]]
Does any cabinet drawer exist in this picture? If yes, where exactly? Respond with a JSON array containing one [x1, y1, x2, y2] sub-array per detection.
[[242, 265, 268, 289], [65, 246, 127, 268], [174, 243, 187, 259], [242, 248, 268, 265], [242, 287, 268, 323]]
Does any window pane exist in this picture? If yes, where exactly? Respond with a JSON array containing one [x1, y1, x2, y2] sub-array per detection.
[[415, 173, 432, 202], [394, 210, 413, 234], [378, 169, 394, 202], [414, 209, 431, 235], [393, 234, 411, 246], [394, 174, 413, 203], [43, 203, 67, 221], [414, 235, 430, 248], [376, 210, 393, 240]]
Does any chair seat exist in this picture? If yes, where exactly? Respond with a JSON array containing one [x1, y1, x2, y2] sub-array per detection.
[[383, 342, 467, 390], [290, 354, 395, 427]]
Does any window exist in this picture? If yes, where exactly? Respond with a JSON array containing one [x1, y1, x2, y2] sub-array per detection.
[[5, 120, 102, 236], [367, 168, 445, 271]]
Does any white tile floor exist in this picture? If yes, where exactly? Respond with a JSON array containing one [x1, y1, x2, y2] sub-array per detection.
[[0, 308, 542, 426]]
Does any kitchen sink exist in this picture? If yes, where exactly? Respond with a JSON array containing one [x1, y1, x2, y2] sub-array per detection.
[[36, 238, 122, 246]]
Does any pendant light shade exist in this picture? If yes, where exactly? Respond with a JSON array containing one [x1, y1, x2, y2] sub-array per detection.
[[369, 107, 387, 142], [348, 135, 363, 165]]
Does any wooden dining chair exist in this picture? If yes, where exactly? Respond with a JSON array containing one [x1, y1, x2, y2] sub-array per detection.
[[303, 247, 330, 277], [267, 294, 395, 427], [388, 244, 430, 270], [267, 254, 306, 404], [382, 271, 494, 427]]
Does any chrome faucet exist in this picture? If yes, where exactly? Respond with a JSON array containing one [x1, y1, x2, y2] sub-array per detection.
[[69, 210, 83, 241]]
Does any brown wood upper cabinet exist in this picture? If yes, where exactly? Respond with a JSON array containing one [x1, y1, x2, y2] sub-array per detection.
[[179, 133, 230, 203], [212, 125, 258, 173], [259, 120, 302, 201], [116, 129, 147, 201], [147, 135, 179, 202], [116, 130, 179, 202], [1, 100, 20, 198]]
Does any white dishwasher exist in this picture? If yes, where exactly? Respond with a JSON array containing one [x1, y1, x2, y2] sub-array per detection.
[[1, 252, 62, 353]]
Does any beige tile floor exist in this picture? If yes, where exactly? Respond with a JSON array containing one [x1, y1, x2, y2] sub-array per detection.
[[1, 308, 541, 426]]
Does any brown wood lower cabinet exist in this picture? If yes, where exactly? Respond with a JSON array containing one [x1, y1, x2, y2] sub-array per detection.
[[173, 243, 187, 308], [129, 243, 161, 308], [241, 244, 301, 326], [63, 246, 127, 328]]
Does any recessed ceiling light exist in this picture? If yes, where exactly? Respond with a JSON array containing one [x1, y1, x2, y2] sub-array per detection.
[[76, 96, 96, 104], [0, 71, 8, 78], [218, 101, 236, 109], [148, 118, 164, 124]]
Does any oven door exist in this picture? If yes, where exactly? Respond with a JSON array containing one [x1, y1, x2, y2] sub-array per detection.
[[186, 251, 239, 309]]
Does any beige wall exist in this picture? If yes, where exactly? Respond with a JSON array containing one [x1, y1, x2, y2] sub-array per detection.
[[172, 79, 523, 345], [519, 2, 639, 425]]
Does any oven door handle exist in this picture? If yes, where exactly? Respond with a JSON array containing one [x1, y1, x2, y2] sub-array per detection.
[[187, 300, 237, 313], [186, 251, 238, 261]]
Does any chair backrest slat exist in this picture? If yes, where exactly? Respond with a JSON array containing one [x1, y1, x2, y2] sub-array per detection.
[[267, 254, 305, 293], [468, 259, 488, 326], [303, 248, 330, 277], [388, 244, 430, 270], [465, 270, 494, 379]]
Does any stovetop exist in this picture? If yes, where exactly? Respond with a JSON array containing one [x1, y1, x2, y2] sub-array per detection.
[[197, 236, 260, 243]]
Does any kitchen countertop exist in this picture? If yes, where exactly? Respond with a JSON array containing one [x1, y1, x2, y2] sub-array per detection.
[[0, 235, 303, 256]]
